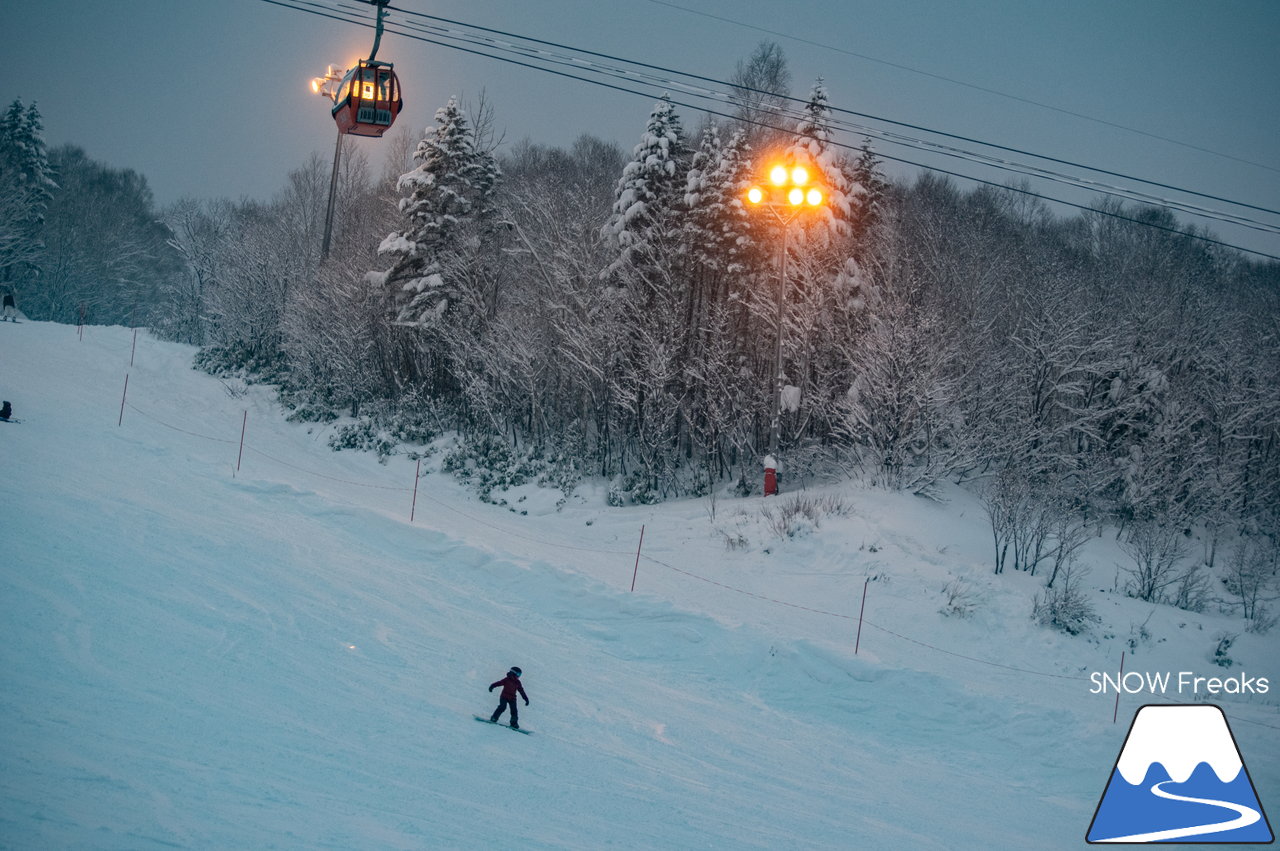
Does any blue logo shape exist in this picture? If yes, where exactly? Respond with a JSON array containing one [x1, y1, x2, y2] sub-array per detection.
[[1088, 704, 1273, 843]]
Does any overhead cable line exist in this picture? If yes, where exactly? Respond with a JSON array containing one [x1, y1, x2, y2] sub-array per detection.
[[374, 8, 1280, 236], [641, 0, 1280, 178], [380, 2, 1280, 221], [292, 0, 1280, 230], [253, 0, 1280, 261]]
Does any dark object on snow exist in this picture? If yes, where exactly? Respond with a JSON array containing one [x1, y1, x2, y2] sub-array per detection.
[[1, 289, 15, 322], [474, 715, 532, 734], [488, 667, 529, 728], [0, 401, 11, 421]]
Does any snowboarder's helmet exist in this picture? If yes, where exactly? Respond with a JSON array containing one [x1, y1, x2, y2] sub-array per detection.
[[509, 667, 522, 677]]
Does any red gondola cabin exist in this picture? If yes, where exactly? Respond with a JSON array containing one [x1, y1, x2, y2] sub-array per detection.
[[332, 60, 402, 137]]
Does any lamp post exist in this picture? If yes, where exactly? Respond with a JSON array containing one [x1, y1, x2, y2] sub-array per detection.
[[746, 161, 826, 493], [310, 65, 346, 260]]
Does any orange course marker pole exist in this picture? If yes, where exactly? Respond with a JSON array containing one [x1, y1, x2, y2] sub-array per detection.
[[855, 577, 869, 654], [630, 525, 646, 592], [410, 458, 421, 522], [236, 410, 248, 473], [117, 374, 130, 426]]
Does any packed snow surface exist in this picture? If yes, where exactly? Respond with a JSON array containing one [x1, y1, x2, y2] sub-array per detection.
[[1, 322, 1276, 849]]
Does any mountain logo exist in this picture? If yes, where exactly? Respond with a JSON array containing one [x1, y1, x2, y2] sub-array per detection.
[[1087, 704, 1273, 844]]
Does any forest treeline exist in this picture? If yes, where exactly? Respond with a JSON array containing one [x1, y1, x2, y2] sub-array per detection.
[[3, 44, 1278, 626]]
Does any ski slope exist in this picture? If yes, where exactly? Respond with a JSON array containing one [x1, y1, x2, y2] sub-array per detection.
[[1, 322, 1276, 849]]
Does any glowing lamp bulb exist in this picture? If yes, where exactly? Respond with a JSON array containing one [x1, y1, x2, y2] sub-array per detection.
[[791, 166, 810, 186], [769, 165, 789, 186], [310, 79, 321, 93], [806, 188, 824, 206], [788, 187, 804, 206], [747, 186, 764, 204]]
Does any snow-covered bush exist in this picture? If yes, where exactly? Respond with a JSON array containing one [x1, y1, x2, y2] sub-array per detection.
[[1211, 632, 1236, 668], [538, 452, 582, 505], [443, 434, 581, 505], [1170, 562, 1211, 613], [194, 341, 289, 384], [1246, 605, 1276, 636], [621, 471, 662, 506], [720, 529, 749, 552], [1032, 562, 1099, 635], [1120, 521, 1187, 603], [443, 435, 534, 501], [762, 507, 816, 539], [812, 494, 853, 518], [1223, 537, 1278, 622], [1126, 616, 1154, 651], [326, 395, 439, 460], [939, 577, 980, 618], [329, 420, 396, 460], [760, 494, 847, 539]]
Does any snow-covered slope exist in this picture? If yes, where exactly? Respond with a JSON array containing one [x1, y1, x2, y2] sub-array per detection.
[[1, 322, 1276, 849]]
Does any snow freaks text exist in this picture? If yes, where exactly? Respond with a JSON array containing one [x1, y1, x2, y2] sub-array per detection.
[[1090, 671, 1270, 696]]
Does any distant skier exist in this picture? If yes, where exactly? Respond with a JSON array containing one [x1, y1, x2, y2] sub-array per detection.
[[488, 666, 529, 729], [1, 288, 16, 322]]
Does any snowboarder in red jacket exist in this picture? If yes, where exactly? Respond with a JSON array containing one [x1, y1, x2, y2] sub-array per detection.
[[489, 666, 528, 728]]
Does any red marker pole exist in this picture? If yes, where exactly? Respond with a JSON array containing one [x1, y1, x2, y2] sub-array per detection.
[[855, 577, 869, 655], [410, 458, 421, 522], [236, 410, 247, 473], [630, 524, 646, 592], [1113, 650, 1125, 724], [117, 374, 130, 426]]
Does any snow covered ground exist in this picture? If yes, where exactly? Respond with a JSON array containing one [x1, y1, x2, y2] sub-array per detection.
[[1, 321, 1276, 849]]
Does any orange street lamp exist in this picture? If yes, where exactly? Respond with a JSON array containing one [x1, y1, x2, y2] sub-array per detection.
[[745, 159, 828, 491], [309, 64, 345, 103]]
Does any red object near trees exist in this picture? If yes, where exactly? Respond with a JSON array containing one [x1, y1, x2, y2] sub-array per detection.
[[332, 60, 402, 138], [764, 466, 778, 496]]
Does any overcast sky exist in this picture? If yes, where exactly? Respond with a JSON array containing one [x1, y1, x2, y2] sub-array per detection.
[[7, 0, 1279, 257]]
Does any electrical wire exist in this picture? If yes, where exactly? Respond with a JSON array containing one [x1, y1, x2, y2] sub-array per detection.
[[254, 0, 1280, 260], [376, 10, 1280, 237], [279, 0, 1280, 229], [641, 0, 1280, 178], [380, 2, 1280, 221], [364, 1, 1280, 238]]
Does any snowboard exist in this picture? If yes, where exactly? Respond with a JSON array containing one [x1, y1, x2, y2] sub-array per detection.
[[474, 715, 532, 734]]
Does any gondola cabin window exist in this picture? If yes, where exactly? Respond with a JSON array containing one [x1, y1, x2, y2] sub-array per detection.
[[332, 60, 402, 137]]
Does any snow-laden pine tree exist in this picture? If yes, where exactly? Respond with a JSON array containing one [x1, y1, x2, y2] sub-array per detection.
[[683, 124, 756, 282], [0, 100, 56, 283], [602, 95, 687, 278], [788, 79, 860, 243], [849, 138, 886, 244], [375, 97, 500, 325]]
